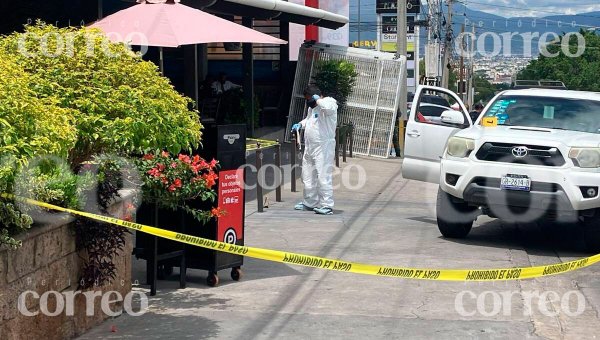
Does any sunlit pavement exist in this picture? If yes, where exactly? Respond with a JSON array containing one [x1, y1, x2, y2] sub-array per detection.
[[79, 155, 600, 339]]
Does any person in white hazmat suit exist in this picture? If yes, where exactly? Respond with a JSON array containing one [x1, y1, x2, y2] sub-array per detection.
[[291, 85, 338, 215]]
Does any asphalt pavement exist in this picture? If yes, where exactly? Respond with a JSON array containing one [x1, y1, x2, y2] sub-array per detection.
[[79, 154, 600, 340]]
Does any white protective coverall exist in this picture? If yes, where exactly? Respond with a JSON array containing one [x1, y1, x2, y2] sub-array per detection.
[[298, 97, 338, 208]]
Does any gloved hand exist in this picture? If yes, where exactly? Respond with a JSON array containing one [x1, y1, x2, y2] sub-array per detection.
[[291, 123, 301, 132]]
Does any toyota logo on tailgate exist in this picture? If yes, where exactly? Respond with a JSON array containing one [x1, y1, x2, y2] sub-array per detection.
[[512, 146, 528, 158]]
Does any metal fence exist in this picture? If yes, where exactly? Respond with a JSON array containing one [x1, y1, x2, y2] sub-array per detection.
[[285, 43, 407, 158]]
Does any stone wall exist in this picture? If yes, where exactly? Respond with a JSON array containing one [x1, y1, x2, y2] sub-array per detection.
[[0, 191, 135, 340]]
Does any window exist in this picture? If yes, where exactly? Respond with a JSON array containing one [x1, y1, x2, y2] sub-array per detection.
[[484, 96, 600, 134], [413, 92, 464, 126]]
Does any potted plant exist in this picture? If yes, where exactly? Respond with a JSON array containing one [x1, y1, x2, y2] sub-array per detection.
[[134, 151, 226, 280], [313, 59, 358, 107]]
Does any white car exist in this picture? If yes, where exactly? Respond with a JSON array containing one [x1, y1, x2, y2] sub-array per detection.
[[402, 85, 600, 252]]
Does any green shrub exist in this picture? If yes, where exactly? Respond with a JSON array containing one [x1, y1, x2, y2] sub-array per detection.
[[313, 59, 358, 106], [0, 48, 77, 248], [0, 201, 33, 248], [0, 23, 208, 248], [0, 157, 33, 248], [15, 158, 93, 210], [0, 22, 203, 165], [0, 51, 77, 163]]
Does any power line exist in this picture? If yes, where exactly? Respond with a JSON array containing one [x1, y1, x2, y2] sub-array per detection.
[[456, 9, 600, 30], [456, 0, 600, 20]]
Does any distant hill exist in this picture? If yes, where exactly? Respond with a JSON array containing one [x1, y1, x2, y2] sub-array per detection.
[[350, 1, 600, 56]]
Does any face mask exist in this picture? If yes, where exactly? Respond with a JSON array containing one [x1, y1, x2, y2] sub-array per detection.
[[307, 98, 317, 109]]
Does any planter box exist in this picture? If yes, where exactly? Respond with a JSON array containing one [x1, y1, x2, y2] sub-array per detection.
[[0, 190, 136, 340]]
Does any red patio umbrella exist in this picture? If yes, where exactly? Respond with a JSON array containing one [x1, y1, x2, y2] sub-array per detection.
[[90, 0, 286, 48], [90, 0, 287, 125], [90, 0, 287, 72]]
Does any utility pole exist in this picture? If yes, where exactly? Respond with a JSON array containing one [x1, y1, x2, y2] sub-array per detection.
[[397, 0, 407, 157], [459, 24, 465, 103], [397, 0, 407, 90], [441, 0, 453, 89], [357, 0, 361, 45], [467, 24, 475, 108]]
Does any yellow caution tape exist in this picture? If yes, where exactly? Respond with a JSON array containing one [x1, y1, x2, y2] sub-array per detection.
[[246, 138, 280, 151], [248, 138, 279, 144], [3, 193, 600, 281]]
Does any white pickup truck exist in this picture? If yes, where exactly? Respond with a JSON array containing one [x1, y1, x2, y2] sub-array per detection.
[[402, 85, 600, 252]]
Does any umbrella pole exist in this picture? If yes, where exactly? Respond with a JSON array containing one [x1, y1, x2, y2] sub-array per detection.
[[159, 47, 164, 75], [194, 44, 199, 107]]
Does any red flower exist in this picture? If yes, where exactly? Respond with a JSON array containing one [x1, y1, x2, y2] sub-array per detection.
[[147, 168, 160, 177], [178, 154, 191, 164], [192, 155, 201, 164], [142, 154, 154, 160], [202, 172, 218, 188], [170, 162, 178, 169], [161, 151, 170, 158], [156, 163, 166, 172], [209, 159, 218, 169], [173, 178, 182, 188], [211, 207, 226, 217], [199, 160, 209, 170]]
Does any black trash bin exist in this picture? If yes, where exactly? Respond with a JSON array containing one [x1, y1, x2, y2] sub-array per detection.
[[134, 124, 247, 289]]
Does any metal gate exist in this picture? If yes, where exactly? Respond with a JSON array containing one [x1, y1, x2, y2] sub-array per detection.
[[285, 42, 407, 158]]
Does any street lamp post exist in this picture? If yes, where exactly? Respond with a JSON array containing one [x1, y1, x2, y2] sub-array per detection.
[[357, 0, 361, 45]]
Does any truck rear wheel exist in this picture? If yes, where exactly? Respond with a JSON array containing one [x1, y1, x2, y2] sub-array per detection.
[[436, 189, 478, 239], [582, 211, 600, 253]]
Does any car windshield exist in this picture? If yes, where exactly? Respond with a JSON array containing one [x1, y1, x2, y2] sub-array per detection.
[[484, 95, 600, 134]]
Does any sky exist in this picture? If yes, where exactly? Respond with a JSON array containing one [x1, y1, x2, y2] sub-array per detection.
[[462, 0, 600, 18], [350, 0, 600, 18]]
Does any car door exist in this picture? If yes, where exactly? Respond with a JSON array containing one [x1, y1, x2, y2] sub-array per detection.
[[402, 85, 471, 183]]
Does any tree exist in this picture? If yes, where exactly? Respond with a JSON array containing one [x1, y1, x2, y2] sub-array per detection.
[[473, 75, 498, 104], [518, 30, 600, 91]]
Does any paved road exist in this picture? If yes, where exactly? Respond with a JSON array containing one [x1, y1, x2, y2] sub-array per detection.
[[80, 156, 600, 339]]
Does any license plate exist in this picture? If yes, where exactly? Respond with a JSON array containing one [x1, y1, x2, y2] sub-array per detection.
[[500, 174, 531, 191]]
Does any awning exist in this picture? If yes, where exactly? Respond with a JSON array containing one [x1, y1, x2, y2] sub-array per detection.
[[183, 0, 348, 29]]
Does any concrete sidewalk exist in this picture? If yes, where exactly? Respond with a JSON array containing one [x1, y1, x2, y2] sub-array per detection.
[[79, 155, 600, 339]]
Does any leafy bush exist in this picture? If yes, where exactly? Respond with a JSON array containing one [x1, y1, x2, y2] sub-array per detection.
[[15, 158, 93, 210], [0, 22, 203, 165], [313, 59, 358, 106], [0, 46, 77, 248], [0, 51, 77, 163], [0, 23, 206, 248]]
